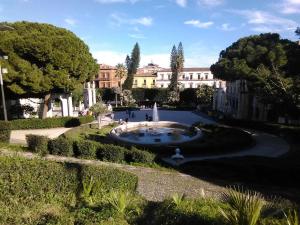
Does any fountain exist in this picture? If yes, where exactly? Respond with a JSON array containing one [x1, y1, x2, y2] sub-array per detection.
[[110, 103, 202, 145]]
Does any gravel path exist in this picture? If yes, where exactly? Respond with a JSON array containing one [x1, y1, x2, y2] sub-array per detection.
[[0, 149, 226, 201]]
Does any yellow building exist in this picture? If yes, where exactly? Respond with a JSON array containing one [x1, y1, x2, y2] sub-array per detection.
[[133, 73, 156, 88]]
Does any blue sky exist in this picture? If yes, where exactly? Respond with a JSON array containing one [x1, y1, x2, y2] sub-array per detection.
[[0, 0, 300, 68]]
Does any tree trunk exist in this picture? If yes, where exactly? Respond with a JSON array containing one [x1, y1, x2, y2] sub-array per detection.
[[97, 115, 101, 129], [41, 93, 51, 119], [115, 93, 118, 107]]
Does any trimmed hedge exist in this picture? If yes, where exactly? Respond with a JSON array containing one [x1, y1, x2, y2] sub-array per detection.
[[0, 121, 11, 143], [76, 140, 97, 159], [11, 116, 94, 130], [26, 134, 49, 156], [125, 147, 156, 163], [49, 136, 73, 156], [97, 144, 125, 163]]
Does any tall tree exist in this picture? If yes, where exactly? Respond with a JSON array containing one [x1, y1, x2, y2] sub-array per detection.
[[123, 43, 140, 90], [168, 42, 185, 103], [0, 21, 98, 118], [115, 63, 127, 106], [211, 33, 300, 118], [296, 27, 300, 38]]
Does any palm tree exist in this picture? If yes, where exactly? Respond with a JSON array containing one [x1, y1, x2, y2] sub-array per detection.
[[115, 63, 127, 106], [89, 102, 109, 129]]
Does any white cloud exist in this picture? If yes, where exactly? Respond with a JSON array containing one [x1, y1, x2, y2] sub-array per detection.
[[275, 0, 300, 14], [64, 18, 77, 26], [110, 13, 153, 27], [94, 0, 139, 4], [230, 9, 297, 32], [220, 23, 235, 31], [128, 33, 146, 39], [197, 0, 224, 7], [176, 0, 187, 7], [132, 17, 152, 26], [92, 50, 127, 66], [184, 20, 214, 28]]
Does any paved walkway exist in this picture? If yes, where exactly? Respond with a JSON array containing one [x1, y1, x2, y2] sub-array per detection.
[[163, 131, 290, 166], [114, 109, 215, 125]]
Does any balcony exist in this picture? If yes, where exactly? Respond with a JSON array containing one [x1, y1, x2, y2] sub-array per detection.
[[99, 77, 110, 81]]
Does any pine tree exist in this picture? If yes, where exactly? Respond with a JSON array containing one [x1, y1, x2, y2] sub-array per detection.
[[123, 43, 140, 90]]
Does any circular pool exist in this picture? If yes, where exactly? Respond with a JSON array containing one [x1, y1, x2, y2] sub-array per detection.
[[110, 121, 202, 145]]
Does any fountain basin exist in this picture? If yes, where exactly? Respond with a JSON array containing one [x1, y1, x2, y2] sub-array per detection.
[[110, 121, 202, 145]]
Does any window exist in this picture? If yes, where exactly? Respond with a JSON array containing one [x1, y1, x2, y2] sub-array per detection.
[[143, 79, 146, 85], [190, 83, 193, 88], [161, 74, 164, 80], [182, 74, 185, 79], [152, 80, 155, 84], [161, 84, 164, 88], [197, 73, 201, 80], [168, 74, 171, 80], [205, 73, 208, 80], [134, 80, 137, 84], [189, 73, 193, 80]]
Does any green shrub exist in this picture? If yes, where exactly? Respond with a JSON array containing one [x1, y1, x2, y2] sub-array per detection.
[[0, 121, 11, 143], [49, 136, 73, 156], [26, 134, 49, 156], [97, 144, 125, 163], [0, 156, 137, 224], [76, 140, 97, 158], [10, 116, 94, 130], [125, 147, 155, 164]]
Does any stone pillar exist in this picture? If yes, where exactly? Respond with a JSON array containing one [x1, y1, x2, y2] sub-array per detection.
[[60, 96, 69, 117], [92, 81, 97, 105], [67, 95, 73, 117]]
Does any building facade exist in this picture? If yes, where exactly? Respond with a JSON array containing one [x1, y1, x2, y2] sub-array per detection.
[[213, 79, 269, 121], [133, 73, 156, 88], [156, 68, 222, 88], [95, 64, 122, 88]]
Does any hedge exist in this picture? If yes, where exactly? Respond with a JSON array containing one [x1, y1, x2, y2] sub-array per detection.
[[10, 116, 94, 130], [26, 134, 49, 156], [48, 136, 73, 156], [125, 147, 156, 164], [97, 144, 125, 163], [0, 121, 11, 143], [75, 140, 97, 159]]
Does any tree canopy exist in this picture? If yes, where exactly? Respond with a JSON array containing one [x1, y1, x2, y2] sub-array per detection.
[[211, 33, 300, 116], [123, 43, 140, 90], [0, 21, 98, 98]]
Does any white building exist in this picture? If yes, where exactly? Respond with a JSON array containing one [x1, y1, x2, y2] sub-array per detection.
[[156, 68, 223, 88]]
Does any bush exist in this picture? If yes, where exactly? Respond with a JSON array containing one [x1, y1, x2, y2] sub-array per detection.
[[125, 147, 155, 164], [10, 116, 94, 130], [49, 136, 73, 156], [97, 144, 125, 163], [26, 134, 49, 156], [76, 140, 97, 158], [0, 156, 137, 224], [0, 121, 11, 143]]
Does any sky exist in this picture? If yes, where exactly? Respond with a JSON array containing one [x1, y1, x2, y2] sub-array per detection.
[[0, 0, 300, 68]]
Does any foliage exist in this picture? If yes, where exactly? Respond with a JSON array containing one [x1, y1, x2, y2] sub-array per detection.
[[169, 42, 184, 103], [26, 134, 49, 156], [75, 140, 97, 158], [0, 121, 11, 142], [125, 147, 156, 164], [219, 187, 267, 225], [48, 136, 73, 156], [122, 89, 136, 106], [72, 83, 84, 106], [0, 21, 98, 98], [196, 85, 214, 105], [0, 156, 137, 224], [171, 193, 186, 208], [89, 102, 109, 117], [97, 144, 125, 163], [115, 63, 127, 90], [284, 209, 299, 225], [210, 33, 300, 117], [123, 43, 140, 90], [10, 115, 94, 129]]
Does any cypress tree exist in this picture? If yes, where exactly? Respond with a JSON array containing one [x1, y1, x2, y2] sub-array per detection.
[[123, 43, 140, 90], [169, 45, 178, 91]]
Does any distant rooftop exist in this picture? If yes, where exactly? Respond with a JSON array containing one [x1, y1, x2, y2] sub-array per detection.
[[159, 67, 211, 72]]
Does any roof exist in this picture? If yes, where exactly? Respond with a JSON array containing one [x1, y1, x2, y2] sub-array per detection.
[[134, 73, 156, 77], [159, 67, 211, 72], [99, 64, 116, 70]]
